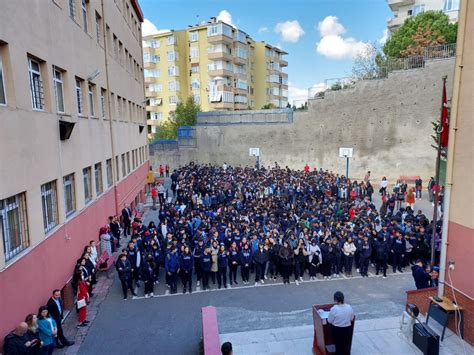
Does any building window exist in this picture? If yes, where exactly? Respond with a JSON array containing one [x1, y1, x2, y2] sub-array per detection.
[[69, 0, 76, 19], [53, 68, 65, 113], [412, 5, 425, 15], [168, 81, 180, 91], [75, 78, 84, 114], [151, 112, 163, 120], [0, 55, 6, 105], [41, 181, 58, 234], [1, 193, 29, 261], [121, 154, 126, 177], [167, 51, 177, 61], [191, 64, 199, 74], [88, 83, 95, 116], [106, 159, 113, 187], [126, 152, 130, 174], [115, 156, 120, 180], [193, 94, 201, 104], [189, 31, 199, 42], [63, 173, 76, 217], [190, 47, 199, 59], [191, 78, 200, 90], [83, 167, 92, 203], [167, 35, 175, 45], [81, 0, 88, 33], [94, 162, 103, 195], [444, 0, 460, 11], [28, 58, 44, 110], [100, 88, 106, 117], [95, 12, 102, 43], [168, 66, 179, 76], [169, 96, 178, 105]]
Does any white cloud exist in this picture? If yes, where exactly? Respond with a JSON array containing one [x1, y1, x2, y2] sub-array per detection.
[[379, 28, 389, 45], [217, 10, 235, 27], [258, 26, 269, 34], [289, 82, 325, 105], [275, 20, 305, 43], [317, 16, 346, 37], [315, 16, 368, 60], [142, 19, 159, 36]]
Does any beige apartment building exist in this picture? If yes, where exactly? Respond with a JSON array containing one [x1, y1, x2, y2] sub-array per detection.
[[0, 0, 148, 341], [143, 18, 288, 134], [387, 0, 460, 33]]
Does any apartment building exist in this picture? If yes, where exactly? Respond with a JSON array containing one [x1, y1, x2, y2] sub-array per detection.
[[143, 18, 288, 133], [0, 0, 147, 340], [387, 0, 460, 33]]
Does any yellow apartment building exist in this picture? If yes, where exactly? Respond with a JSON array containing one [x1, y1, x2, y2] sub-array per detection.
[[143, 18, 288, 134]]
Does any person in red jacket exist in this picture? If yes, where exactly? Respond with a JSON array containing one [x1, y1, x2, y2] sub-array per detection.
[[151, 184, 158, 210], [77, 277, 90, 328], [159, 164, 164, 177], [165, 163, 170, 177], [304, 164, 310, 172]]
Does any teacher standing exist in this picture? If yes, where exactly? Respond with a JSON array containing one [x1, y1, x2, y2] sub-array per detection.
[[328, 291, 355, 355]]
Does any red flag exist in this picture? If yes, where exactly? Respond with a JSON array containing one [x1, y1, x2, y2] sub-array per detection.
[[440, 81, 449, 148]]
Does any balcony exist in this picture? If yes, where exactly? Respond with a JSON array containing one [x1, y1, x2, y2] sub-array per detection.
[[233, 56, 247, 65], [387, 16, 406, 31], [234, 87, 247, 95], [144, 61, 157, 69], [210, 101, 234, 110], [235, 102, 248, 110], [144, 77, 159, 84], [209, 91, 234, 108], [387, 0, 414, 11], [279, 58, 288, 67], [208, 68, 234, 77], [208, 34, 233, 44], [208, 51, 233, 61]]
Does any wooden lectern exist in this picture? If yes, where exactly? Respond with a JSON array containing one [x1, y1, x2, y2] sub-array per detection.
[[312, 304, 355, 355]]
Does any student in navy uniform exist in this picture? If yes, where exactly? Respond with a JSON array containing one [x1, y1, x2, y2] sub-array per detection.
[[359, 235, 372, 277], [217, 244, 229, 289], [126, 241, 141, 290], [228, 242, 240, 285], [391, 231, 406, 273], [141, 254, 155, 298], [411, 259, 431, 289], [239, 243, 252, 284], [165, 246, 180, 294], [150, 243, 161, 284], [373, 236, 389, 278], [252, 243, 269, 285], [200, 248, 212, 290], [115, 254, 137, 300], [180, 245, 194, 293], [193, 239, 205, 287]]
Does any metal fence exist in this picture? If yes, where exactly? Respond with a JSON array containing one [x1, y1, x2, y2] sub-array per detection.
[[177, 126, 197, 147]]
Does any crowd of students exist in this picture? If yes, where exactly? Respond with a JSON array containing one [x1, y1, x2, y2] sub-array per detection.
[[114, 163, 441, 297]]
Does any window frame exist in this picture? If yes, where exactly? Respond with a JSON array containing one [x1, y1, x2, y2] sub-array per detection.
[[94, 162, 103, 195], [0, 55, 6, 106], [1, 193, 30, 262], [53, 67, 65, 113], [63, 173, 76, 217], [83, 167, 92, 203], [41, 180, 59, 234], [81, 0, 88, 33], [88, 83, 95, 116], [106, 159, 113, 187], [75, 78, 84, 115], [69, 0, 76, 19], [28, 58, 44, 111]]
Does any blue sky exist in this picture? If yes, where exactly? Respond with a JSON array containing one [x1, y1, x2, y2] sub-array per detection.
[[139, 0, 392, 103]]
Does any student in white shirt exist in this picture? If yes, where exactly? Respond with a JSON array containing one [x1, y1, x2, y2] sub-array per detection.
[[328, 291, 355, 355]]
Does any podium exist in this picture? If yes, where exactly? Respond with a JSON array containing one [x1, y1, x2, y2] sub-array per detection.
[[312, 304, 355, 355]]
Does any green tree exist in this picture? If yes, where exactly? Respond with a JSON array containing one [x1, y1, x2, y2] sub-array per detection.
[[331, 82, 342, 91], [383, 11, 457, 58], [261, 103, 276, 109], [151, 96, 200, 141]]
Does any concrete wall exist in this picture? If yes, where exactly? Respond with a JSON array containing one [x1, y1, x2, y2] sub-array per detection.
[[152, 59, 455, 182]]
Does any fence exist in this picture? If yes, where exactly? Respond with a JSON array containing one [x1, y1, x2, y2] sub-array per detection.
[[196, 108, 293, 125], [177, 126, 197, 147]]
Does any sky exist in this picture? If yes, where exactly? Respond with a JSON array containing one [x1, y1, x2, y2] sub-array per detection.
[[138, 0, 392, 104]]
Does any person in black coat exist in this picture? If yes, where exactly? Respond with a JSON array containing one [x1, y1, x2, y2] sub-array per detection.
[[116, 254, 137, 299], [140, 254, 156, 298], [252, 243, 269, 285], [46, 289, 74, 348], [200, 248, 212, 290], [239, 243, 252, 284], [3, 323, 34, 355], [217, 244, 229, 289], [358, 236, 372, 277], [391, 231, 406, 273], [180, 246, 194, 293], [320, 238, 333, 279], [412, 260, 431, 289], [121, 204, 132, 237], [228, 242, 240, 285], [373, 236, 389, 277]]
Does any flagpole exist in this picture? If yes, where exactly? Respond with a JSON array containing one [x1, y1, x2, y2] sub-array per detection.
[[430, 75, 447, 267]]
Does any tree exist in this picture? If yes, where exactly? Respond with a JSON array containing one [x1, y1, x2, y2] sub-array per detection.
[[400, 25, 446, 57], [383, 11, 457, 58], [352, 43, 383, 80], [261, 103, 276, 109], [151, 96, 200, 141], [331, 82, 342, 91]]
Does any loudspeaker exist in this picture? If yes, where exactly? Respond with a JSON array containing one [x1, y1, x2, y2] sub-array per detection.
[[413, 323, 439, 355], [59, 120, 75, 140], [139, 125, 145, 134]]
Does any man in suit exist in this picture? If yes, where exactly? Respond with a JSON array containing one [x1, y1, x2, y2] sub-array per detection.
[[121, 204, 132, 237], [46, 289, 75, 348]]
